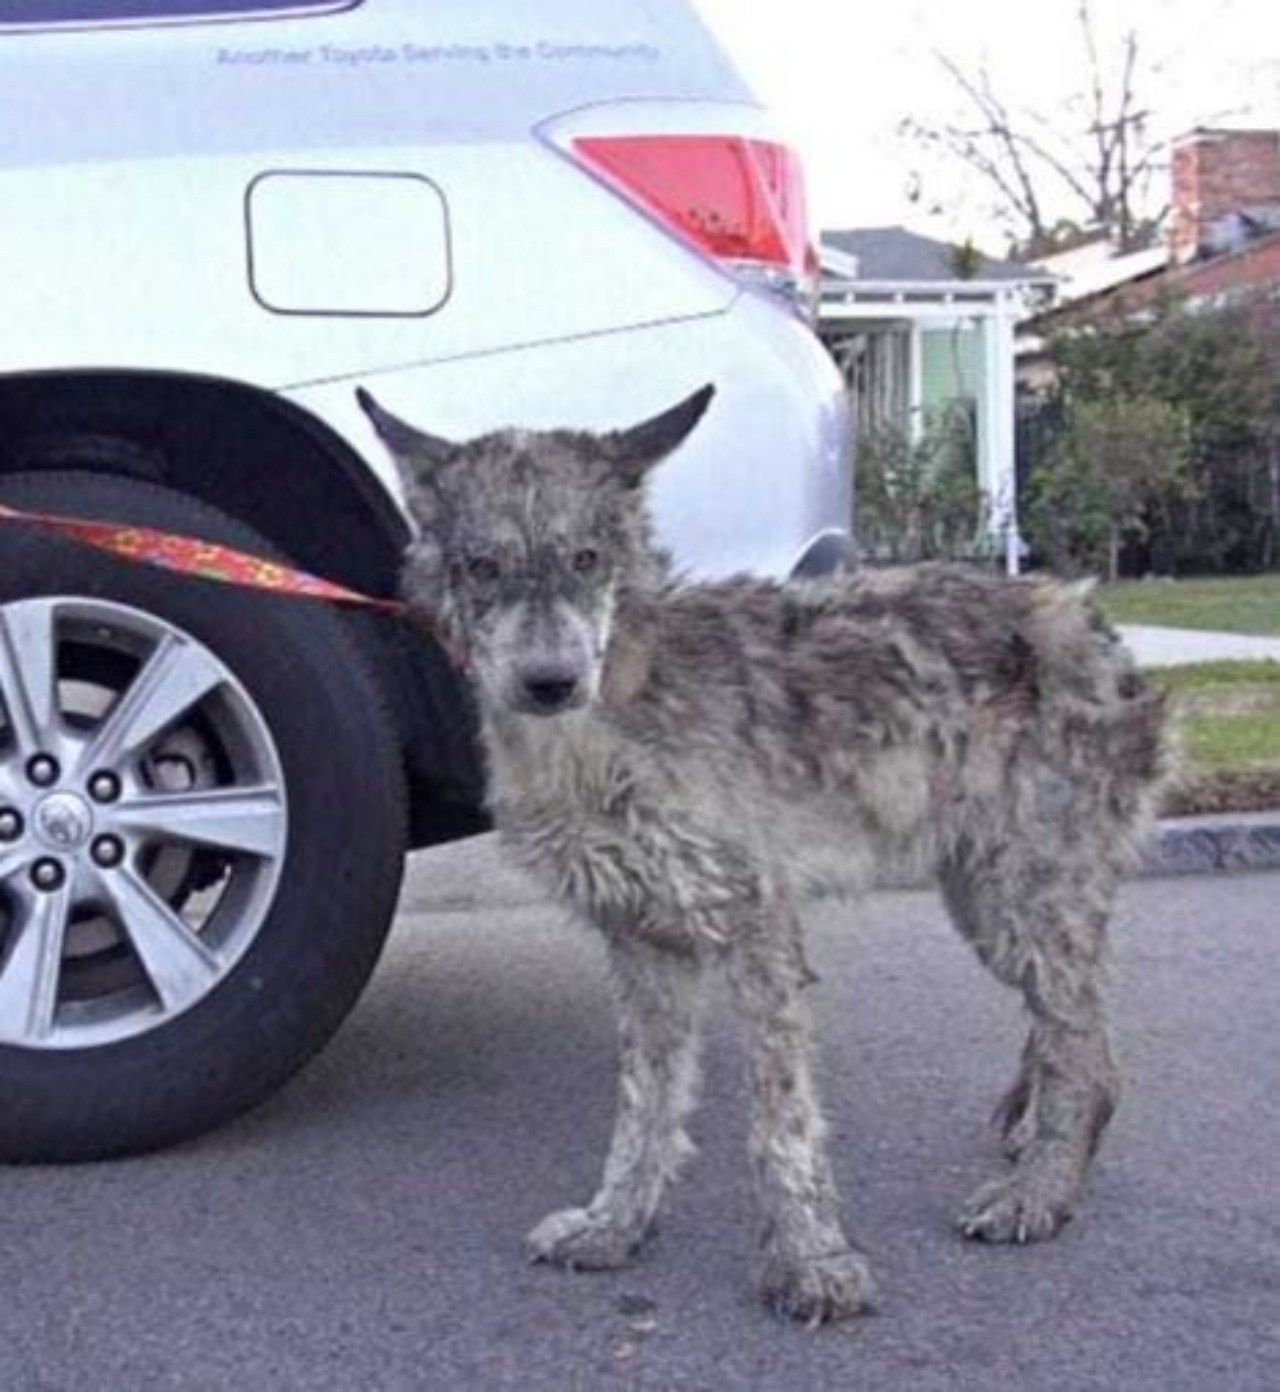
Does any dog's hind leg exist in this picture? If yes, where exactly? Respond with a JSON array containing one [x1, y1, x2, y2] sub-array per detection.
[[941, 845, 1122, 1243], [724, 889, 874, 1323], [527, 934, 705, 1271]]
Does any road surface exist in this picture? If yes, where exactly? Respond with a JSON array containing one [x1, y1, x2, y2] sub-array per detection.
[[1, 840, 1276, 1390]]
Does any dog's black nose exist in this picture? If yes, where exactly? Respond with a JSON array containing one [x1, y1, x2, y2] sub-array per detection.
[[521, 670, 580, 713]]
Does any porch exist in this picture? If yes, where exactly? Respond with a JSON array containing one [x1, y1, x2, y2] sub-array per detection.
[[818, 228, 1050, 573]]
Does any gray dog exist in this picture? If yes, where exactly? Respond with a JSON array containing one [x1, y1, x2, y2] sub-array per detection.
[[358, 383, 1167, 1324]]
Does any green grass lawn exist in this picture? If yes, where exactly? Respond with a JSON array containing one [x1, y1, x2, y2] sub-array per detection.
[[1100, 574, 1280, 636], [1149, 660, 1280, 814]]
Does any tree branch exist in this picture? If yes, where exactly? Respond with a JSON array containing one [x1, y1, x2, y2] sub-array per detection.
[[900, 13, 1165, 253]]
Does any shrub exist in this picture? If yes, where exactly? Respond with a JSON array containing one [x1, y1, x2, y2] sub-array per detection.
[[1023, 393, 1193, 578], [854, 406, 992, 564], [1030, 290, 1280, 576]]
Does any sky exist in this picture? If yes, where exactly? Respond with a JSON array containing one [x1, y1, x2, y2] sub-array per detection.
[[694, 0, 1280, 248]]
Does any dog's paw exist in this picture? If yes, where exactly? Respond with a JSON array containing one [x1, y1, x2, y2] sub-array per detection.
[[526, 1207, 643, 1271], [957, 1176, 1074, 1244], [759, 1248, 875, 1326]]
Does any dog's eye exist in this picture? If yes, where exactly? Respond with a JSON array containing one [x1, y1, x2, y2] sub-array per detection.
[[572, 548, 600, 575], [465, 555, 501, 584]]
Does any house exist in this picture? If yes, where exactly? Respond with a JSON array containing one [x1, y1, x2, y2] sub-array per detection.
[[1015, 236, 1169, 392], [1024, 128, 1280, 343], [1012, 129, 1280, 576], [819, 226, 1052, 572]]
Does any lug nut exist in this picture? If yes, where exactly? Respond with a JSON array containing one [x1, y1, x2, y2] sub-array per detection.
[[88, 771, 122, 804], [30, 858, 65, 892], [90, 835, 125, 870], [26, 754, 60, 787], [0, 808, 23, 842]]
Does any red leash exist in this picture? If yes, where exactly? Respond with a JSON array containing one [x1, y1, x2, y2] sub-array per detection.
[[0, 501, 406, 612], [0, 502, 476, 668]]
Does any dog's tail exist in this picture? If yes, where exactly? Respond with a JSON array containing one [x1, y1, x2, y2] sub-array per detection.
[[1027, 579, 1173, 806]]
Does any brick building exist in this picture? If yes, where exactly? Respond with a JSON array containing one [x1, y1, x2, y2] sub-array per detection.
[[1029, 127, 1280, 333], [1170, 128, 1280, 266]]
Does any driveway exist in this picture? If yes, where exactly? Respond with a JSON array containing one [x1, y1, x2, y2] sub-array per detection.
[[1, 840, 1277, 1390]]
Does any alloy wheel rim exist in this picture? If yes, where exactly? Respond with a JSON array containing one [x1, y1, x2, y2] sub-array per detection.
[[0, 597, 288, 1048]]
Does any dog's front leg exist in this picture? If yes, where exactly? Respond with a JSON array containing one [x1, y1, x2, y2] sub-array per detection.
[[528, 933, 705, 1271], [726, 898, 874, 1324]]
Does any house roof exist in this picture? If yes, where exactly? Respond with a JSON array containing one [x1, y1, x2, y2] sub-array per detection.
[[1031, 242, 1169, 304], [821, 226, 1050, 285], [1143, 226, 1280, 303], [1025, 226, 1280, 335]]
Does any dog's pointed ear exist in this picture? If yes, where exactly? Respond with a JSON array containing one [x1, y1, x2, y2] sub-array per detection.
[[602, 384, 715, 486], [356, 387, 456, 476]]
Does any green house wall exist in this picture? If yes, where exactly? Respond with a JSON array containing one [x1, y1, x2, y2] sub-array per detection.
[[920, 325, 984, 414]]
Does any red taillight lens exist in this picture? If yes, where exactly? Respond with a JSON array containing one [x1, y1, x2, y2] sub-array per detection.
[[571, 134, 817, 315]]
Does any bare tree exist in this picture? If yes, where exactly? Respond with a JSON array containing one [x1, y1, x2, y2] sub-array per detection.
[[900, 1, 1167, 256]]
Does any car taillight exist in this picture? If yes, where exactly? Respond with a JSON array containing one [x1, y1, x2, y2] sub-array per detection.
[[571, 134, 818, 318]]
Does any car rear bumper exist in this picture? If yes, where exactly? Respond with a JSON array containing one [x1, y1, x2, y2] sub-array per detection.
[[301, 292, 853, 582], [646, 293, 853, 580], [789, 529, 853, 578]]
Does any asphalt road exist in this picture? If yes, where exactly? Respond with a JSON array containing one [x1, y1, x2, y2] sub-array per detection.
[[3, 842, 1278, 1391]]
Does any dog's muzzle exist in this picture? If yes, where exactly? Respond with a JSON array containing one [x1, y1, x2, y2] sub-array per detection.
[[513, 663, 587, 717]]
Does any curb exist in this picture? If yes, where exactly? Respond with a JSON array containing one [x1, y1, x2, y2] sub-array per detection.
[[407, 818, 1280, 916], [1141, 812, 1280, 877]]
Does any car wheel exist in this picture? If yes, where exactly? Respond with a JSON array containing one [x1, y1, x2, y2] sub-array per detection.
[[0, 470, 407, 1160]]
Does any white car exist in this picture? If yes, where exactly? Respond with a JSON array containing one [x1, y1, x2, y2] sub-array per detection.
[[0, 0, 850, 1160]]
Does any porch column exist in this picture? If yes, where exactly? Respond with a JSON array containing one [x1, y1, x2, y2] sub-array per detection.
[[908, 321, 924, 442], [982, 292, 1020, 574]]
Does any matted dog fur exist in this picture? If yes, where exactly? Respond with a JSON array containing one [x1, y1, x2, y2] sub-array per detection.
[[359, 383, 1167, 1324]]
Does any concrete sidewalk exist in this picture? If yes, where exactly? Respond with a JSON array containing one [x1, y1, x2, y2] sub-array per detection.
[[1118, 624, 1280, 667], [1110, 624, 1280, 874]]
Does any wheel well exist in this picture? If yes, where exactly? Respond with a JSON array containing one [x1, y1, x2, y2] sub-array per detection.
[[0, 369, 487, 846], [0, 369, 408, 593]]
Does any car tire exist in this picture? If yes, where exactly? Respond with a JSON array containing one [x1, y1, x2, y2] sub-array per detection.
[[0, 470, 407, 1161]]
